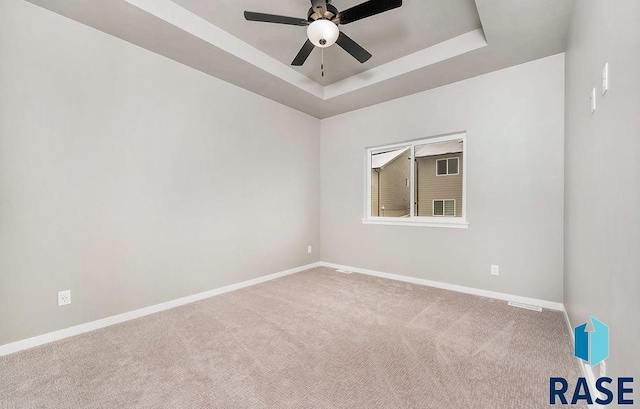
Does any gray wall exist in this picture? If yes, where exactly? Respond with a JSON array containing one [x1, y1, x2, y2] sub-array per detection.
[[564, 0, 640, 381], [0, 0, 320, 346], [321, 54, 565, 302]]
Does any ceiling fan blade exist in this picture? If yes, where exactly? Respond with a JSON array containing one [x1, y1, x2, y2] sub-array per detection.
[[291, 40, 315, 66], [244, 11, 309, 26], [311, 0, 328, 16], [337, 0, 402, 25], [336, 32, 372, 63]]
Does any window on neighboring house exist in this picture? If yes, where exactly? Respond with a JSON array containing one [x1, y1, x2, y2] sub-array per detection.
[[433, 199, 456, 216], [365, 132, 467, 228], [436, 158, 459, 176]]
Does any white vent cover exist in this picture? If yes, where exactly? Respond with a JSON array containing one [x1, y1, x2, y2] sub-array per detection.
[[508, 301, 542, 312]]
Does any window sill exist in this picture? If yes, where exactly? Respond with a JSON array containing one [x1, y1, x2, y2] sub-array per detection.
[[361, 218, 469, 229]]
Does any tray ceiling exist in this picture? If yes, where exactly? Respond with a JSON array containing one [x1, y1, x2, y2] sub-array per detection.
[[172, 0, 482, 86], [25, 0, 574, 118]]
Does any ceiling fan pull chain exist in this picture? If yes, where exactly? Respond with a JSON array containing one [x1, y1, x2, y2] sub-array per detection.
[[321, 48, 325, 77]]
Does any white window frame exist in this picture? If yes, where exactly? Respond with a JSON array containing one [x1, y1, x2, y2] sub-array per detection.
[[433, 199, 456, 217], [363, 132, 468, 229], [436, 157, 460, 176]]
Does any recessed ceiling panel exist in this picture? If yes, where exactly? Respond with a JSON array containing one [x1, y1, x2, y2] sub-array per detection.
[[172, 0, 482, 85], [25, 0, 575, 119]]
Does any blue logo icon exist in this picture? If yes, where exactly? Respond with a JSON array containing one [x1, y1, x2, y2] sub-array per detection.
[[574, 316, 609, 367]]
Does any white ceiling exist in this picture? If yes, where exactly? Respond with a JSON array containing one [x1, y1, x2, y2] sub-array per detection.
[[25, 0, 575, 119]]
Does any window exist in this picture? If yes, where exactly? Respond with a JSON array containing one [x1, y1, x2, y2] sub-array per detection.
[[370, 147, 410, 218], [433, 200, 456, 216], [364, 132, 467, 228], [436, 158, 459, 176]]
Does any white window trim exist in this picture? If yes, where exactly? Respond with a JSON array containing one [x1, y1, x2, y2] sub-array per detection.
[[433, 199, 456, 217], [364, 132, 468, 229], [361, 217, 468, 228], [436, 157, 460, 176]]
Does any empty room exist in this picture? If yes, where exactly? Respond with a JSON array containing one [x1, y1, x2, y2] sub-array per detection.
[[1, 0, 638, 407]]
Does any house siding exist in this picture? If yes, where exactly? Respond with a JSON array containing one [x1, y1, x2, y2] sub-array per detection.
[[416, 153, 463, 217], [371, 150, 410, 217]]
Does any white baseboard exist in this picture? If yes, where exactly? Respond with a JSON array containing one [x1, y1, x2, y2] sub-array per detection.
[[0, 262, 321, 357], [0, 261, 565, 357], [319, 261, 565, 311], [562, 306, 573, 335], [563, 308, 602, 409], [582, 363, 601, 409]]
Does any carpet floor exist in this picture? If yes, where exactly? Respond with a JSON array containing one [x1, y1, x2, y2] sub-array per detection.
[[1, 267, 585, 408]]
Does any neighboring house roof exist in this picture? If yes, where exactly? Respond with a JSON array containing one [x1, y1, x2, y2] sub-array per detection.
[[372, 140, 463, 169], [371, 147, 409, 169], [415, 140, 463, 158]]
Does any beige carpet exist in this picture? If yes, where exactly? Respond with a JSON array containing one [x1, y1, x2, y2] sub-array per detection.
[[1, 267, 585, 408]]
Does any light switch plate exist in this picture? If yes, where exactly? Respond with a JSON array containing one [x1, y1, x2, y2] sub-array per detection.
[[602, 63, 609, 95], [590, 88, 597, 113]]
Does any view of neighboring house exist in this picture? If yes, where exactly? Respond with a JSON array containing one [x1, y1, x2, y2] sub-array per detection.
[[415, 139, 463, 217], [371, 139, 463, 217], [371, 148, 411, 217]]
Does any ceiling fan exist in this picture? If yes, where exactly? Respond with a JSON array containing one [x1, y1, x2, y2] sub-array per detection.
[[244, 0, 403, 67]]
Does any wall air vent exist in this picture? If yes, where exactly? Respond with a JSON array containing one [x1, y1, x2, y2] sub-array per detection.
[[508, 301, 542, 312]]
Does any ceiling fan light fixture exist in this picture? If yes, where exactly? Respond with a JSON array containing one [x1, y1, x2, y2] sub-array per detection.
[[307, 19, 339, 48]]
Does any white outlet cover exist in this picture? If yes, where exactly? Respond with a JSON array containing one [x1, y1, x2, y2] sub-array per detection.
[[307, 245, 312, 254], [491, 265, 500, 276], [58, 290, 71, 306]]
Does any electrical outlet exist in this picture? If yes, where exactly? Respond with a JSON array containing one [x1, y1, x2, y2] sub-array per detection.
[[307, 245, 312, 254], [491, 265, 500, 276], [58, 290, 71, 306]]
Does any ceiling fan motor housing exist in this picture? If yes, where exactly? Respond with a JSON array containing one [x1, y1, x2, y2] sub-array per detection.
[[307, 3, 339, 22]]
